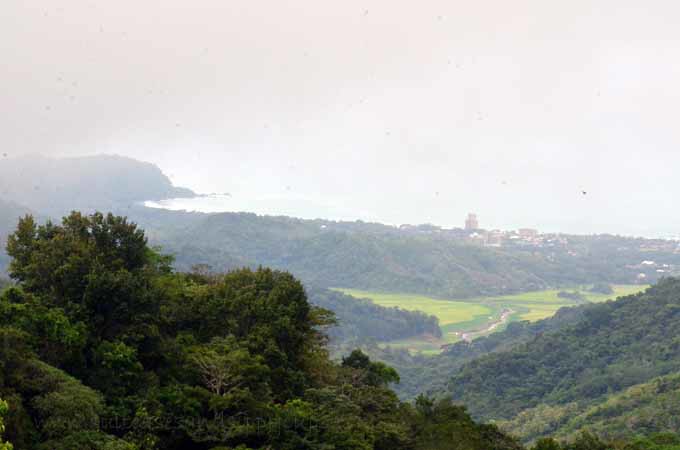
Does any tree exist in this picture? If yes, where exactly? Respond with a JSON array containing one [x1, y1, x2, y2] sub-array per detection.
[[532, 438, 562, 450], [5, 212, 166, 387], [564, 432, 610, 450], [0, 398, 13, 450], [342, 349, 400, 386], [188, 336, 269, 399], [0, 212, 532, 450]]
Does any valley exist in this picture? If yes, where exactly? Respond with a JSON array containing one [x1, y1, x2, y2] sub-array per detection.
[[6, 1, 680, 445], [337, 285, 647, 354], [2, 155, 680, 448]]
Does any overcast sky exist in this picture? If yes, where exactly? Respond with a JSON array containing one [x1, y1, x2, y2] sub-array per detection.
[[3, 0, 680, 236]]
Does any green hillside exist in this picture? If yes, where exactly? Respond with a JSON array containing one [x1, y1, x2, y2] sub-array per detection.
[[150, 210, 675, 300], [2, 156, 679, 303], [359, 304, 594, 400], [308, 287, 442, 344], [447, 278, 680, 441], [501, 372, 680, 443], [0, 211, 523, 450], [336, 286, 646, 354]]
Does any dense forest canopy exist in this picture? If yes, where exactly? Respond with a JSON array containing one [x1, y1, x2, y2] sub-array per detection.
[[1, 157, 679, 302], [2, 162, 680, 448], [307, 287, 441, 345], [0, 212, 529, 450], [366, 305, 592, 401], [446, 278, 680, 441], [0, 212, 678, 449], [5, 0, 680, 444], [146, 210, 678, 299]]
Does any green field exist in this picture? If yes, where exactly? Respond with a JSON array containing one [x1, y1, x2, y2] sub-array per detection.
[[336, 285, 647, 354], [479, 284, 647, 321], [338, 289, 498, 332]]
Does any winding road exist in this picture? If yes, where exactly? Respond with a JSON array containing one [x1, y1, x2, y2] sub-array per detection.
[[460, 308, 514, 342]]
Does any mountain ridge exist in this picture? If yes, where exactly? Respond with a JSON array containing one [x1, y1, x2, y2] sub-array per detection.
[[0, 154, 194, 218], [445, 278, 680, 441]]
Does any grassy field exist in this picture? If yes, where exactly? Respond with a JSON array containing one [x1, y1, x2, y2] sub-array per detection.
[[480, 285, 648, 321], [336, 284, 647, 354], [338, 289, 498, 332]]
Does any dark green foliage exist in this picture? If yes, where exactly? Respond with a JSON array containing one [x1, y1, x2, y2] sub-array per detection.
[[149, 211, 680, 300], [0, 341, 129, 450], [308, 287, 442, 344], [410, 396, 523, 450], [5, 212, 167, 403], [0, 212, 524, 450], [3, 156, 679, 301], [342, 350, 400, 386], [158, 211, 536, 297], [563, 433, 611, 450], [0, 397, 12, 450], [38, 431, 137, 450], [363, 305, 590, 400], [529, 432, 680, 450], [506, 371, 680, 443], [448, 279, 680, 441], [532, 438, 562, 450], [623, 433, 680, 450]]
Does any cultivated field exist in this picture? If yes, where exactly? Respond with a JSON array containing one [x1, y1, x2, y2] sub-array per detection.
[[336, 284, 647, 354], [338, 289, 497, 332]]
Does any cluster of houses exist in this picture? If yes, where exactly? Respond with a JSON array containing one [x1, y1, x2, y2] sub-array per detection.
[[395, 214, 680, 261], [628, 259, 677, 281]]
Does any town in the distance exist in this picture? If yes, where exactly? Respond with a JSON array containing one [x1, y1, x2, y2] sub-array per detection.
[[2, 155, 680, 450]]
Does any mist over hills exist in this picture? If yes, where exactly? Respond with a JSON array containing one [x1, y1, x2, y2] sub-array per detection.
[[3, 155, 680, 298], [144, 208, 680, 300], [0, 198, 32, 234], [0, 199, 32, 271], [4, 155, 680, 446], [0, 154, 194, 218], [6, 0, 680, 445], [0, 155, 445, 349]]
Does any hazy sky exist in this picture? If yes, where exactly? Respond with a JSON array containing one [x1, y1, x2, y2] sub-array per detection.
[[3, 0, 680, 236]]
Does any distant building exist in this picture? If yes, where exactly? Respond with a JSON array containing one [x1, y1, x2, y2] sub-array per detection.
[[518, 228, 539, 238], [465, 213, 479, 230], [485, 232, 503, 247]]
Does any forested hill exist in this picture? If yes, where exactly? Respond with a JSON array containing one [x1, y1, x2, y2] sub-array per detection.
[[505, 371, 680, 443], [0, 154, 194, 217], [148, 209, 680, 299], [2, 156, 680, 299], [370, 304, 591, 400], [307, 286, 442, 344], [0, 211, 523, 450], [447, 278, 680, 441], [3, 212, 680, 448]]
